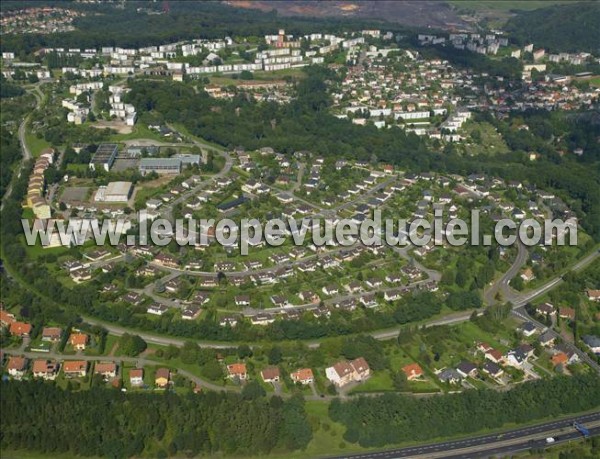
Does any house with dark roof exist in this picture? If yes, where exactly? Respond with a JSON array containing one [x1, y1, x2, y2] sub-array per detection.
[[539, 331, 556, 347], [519, 322, 537, 337], [438, 368, 462, 384], [456, 361, 478, 378], [261, 367, 281, 383], [482, 360, 504, 378], [582, 335, 600, 354]]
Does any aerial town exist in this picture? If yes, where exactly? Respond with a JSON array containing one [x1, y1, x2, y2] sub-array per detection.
[[1, 1, 599, 458]]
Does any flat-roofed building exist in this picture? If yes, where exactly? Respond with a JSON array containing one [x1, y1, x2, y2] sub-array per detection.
[[89, 144, 118, 172], [95, 181, 133, 202], [139, 158, 182, 175]]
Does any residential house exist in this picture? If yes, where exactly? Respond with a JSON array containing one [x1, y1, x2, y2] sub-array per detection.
[[32, 359, 59, 380], [402, 363, 424, 381], [438, 368, 462, 384], [0, 309, 16, 327], [153, 253, 179, 269], [322, 285, 339, 296], [519, 322, 537, 337], [586, 289, 600, 302], [582, 335, 600, 354], [536, 302, 556, 316], [94, 362, 117, 379], [63, 360, 88, 378], [482, 360, 504, 378], [182, 305, 201, 320], [261, 367, 281, 383], [235, 295, 250, 307], [551, 352, 569, 367], [227, 363, 248, 380], [7, 356, 27, 379], [456, 361, 478, 378], [250, 314, 275, 326], [69, 333, 88, 350], [539, 331, 556, 347], [41, 327, 62, 342], [476, 342, 493, 354], [384, 288, 404, 301], [484, 349, 504, 364], [298, 291, 320, 303], [155, 368, 171, 387], [345, 281, 363, 294], [520, 268, 535, 282], [129, 368, 144, 387], [559, 307, 575, 321], [554, 344, 580, 364], [9, 321, 32, 337], [290, 368, 314, 385], [325, 357, 371, 387], [147, 304, 168, 316]]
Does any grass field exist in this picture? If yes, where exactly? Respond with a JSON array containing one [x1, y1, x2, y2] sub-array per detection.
[[24, 130, 52, 157], [590, 76, 600, 87], [209, 67, 306, 86]]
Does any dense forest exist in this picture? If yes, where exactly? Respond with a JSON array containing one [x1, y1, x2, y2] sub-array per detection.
[[2, 374, 599, 457], [330, 373, 600, 448], [0, 381, 312, 457], [505, 2, 600, 53], [0, 128, 22, 199]]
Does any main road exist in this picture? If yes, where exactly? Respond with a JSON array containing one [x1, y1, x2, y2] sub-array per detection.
[[330, 411, 600, 459]]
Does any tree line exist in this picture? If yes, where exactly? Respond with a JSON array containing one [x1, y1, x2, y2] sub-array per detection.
[[329, 373, 600, 447], [0, 381, 312, 457]]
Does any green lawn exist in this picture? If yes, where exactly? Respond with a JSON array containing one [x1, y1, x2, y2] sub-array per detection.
[[350, 370, 395, 393], [25, 130, 52, 157], [265, 400, 369, 459], [589, 76, 600, 87]]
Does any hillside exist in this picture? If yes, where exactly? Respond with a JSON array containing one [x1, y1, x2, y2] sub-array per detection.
[[505, 1, 600, 53]]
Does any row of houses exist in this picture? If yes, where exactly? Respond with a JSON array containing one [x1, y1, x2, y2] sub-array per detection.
[[5, 357, 116, 381], [25, 148, 54, 219], [228, 356, 371, 388]]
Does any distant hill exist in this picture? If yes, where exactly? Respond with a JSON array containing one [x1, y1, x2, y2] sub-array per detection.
[[224, 0, 471, 30], [505, 1, 600, 53]]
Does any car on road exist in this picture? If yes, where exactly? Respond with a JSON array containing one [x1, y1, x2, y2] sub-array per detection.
[[545, 437, 555, 444]]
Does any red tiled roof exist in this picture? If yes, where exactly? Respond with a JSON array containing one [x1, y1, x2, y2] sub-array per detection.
[[63, 361, 87, 373], [402, 363, 423, 379], [7, 356, 27, 371], [291, 368, 314, 382], [227, 363, 247, 376], [9, 321, 32, 336], [69, 333, 88, 346]]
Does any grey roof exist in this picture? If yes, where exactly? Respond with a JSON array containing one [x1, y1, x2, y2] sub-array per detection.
[[439, 368, 462, 382], [521, 322, 537, 333], [456, 361, 477, 375], [483, 360, 502, 375], [539, 331, 555, 344], [582, 335, 600, 348], [139, 158, 181, 168]]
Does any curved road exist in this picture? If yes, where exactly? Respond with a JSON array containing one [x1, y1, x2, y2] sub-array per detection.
[[0, 84, 42, 211], [483, 240, 528, 306]]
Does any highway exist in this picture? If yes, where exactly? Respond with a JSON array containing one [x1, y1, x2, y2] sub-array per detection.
[[330, 411, 600, 459]]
